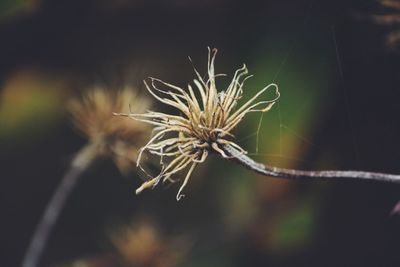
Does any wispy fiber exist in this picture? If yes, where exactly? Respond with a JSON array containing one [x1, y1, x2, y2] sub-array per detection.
[[118, 48, 400, 201], [116, 48, 280, 200]]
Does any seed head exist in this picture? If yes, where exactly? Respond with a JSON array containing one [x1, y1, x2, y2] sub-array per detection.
[[68, 87, 151, 173], [372, 0, 400, 50], [116, 48, 280, 200], [109, 219, 189, 267]]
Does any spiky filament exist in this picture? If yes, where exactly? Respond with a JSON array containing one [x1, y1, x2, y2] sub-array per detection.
[[116, 48, 280, 200]]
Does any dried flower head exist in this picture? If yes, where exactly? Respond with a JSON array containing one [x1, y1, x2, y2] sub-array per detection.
[[372, 0, 400, 49], [68, 87, 151, 173], [116, 48, 280, 200], [109, 219, 189, 267]]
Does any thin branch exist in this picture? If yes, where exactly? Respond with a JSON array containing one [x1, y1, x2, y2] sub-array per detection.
[[222, 144, 400, 183], [21, 144, 99, 267]]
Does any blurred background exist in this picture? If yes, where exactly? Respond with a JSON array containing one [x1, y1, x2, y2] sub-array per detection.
[[1, 0, 400, 266]]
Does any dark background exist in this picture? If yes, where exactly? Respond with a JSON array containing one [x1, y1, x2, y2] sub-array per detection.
[[1, 0, 400, 266]]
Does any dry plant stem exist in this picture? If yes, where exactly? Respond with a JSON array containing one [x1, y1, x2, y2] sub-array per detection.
[[21, 143, 99, 267], [223, 144, 400, 183]]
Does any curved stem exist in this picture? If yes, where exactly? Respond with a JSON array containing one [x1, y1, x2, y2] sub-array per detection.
[[21, 144, 99, 267], [222, 144, 400, 183]]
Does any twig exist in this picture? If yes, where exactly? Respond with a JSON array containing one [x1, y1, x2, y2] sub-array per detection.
[[222, 144, 400, 183], [21, 143, 99, 267]]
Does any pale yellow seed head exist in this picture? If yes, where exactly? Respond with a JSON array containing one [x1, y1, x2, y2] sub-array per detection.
[[116, 48, 280, 200], [109, 219, 189, 267], [68, 86, 152, 174]]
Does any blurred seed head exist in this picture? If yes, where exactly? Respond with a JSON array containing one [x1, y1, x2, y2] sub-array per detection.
[[67, 86, 152, 174], [116, 48, 280, 200], [372, 0, 400, 50], [109, 219, 189, 267]]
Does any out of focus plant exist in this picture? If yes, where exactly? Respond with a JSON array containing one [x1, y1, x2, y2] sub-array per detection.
[[0, 69, 65, 143], [108, 218, 190, 267], [22, 87, 152, 267], [67, 87, 151, 175], [372, 0, 400, 50], [0, 0, 41, 21], [53, 217, 190, 267]]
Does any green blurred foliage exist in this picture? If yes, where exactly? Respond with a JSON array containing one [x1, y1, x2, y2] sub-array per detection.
[[0, 70, 66, 145], [267, 197, 318, 253], [0, 0, 39, 20], [215, 30, 335, 254]]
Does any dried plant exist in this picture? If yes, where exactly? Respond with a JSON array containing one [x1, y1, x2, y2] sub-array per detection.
[[109, 218, 190, 267], [372, 0, 400, 50], [116, 48, 280, 200], [117, 48, 400, 201], [68, 87, 152, 174], [22, 87, 151, 267]]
